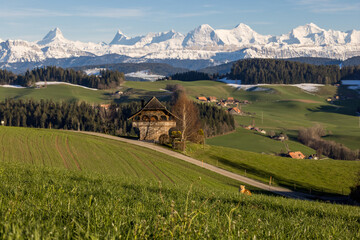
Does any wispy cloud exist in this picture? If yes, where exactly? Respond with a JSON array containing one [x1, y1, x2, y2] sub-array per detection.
[[77, 8, 144, 18], [0, 8, 70, 17], [172, 10, 222, 18], [295, 0, 360, 13], [0, 7, 145, 18]]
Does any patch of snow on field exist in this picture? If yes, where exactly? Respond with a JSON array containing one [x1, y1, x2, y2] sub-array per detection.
[[218, 79, 324, 92], [0, 84, 25, 88], [84, 68, 105, 76], [125, 70, 164, 82], [35, 82, 98, 91], [292, 84, 324, 92]]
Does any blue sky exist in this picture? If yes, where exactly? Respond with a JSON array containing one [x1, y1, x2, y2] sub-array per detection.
[[0, 0, 359, 43]]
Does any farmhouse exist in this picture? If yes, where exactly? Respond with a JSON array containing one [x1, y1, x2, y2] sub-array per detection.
[[129, 97, 177, 141], [226, 97, 234, 104], [228, 107, 241, 115], [209, 96, 217, 102]]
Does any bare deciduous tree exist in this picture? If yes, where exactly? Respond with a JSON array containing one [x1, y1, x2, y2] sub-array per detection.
[[172, 92, 201, 150]]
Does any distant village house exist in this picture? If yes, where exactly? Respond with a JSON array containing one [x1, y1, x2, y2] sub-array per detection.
[[197, 96, 208, 102], [288, 151, 305, 159], [228, 107, 241, 115]]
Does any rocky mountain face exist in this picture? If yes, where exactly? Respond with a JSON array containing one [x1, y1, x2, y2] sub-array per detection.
[[1, 23, 360, 71]]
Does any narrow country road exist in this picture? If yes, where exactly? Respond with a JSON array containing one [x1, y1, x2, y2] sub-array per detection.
[[77, 131, 313, 200]]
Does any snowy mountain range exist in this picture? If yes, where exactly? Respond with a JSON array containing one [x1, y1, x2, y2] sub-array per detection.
[[1, 23, 360, 71]]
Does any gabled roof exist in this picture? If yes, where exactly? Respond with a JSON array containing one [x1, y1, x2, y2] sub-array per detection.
[[142, 96, 167, 111], [229, 107, 241, 113], [128, 96, 179, 120]]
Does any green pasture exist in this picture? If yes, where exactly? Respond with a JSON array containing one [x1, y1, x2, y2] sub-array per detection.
[[0, 85, 110, 103], [206, 127, 316, 155], [0, 161, 359, 239], [186, 143, 360, 195], [0, 126, 243, 191]]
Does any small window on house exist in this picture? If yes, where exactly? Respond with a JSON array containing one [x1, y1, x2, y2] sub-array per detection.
[[142, 115, 150, 121], [150, 116, 158, 121], [161, 115, 167, 121]]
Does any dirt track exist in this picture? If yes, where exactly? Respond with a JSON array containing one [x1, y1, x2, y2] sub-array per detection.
[[75, 131, 314, 200]]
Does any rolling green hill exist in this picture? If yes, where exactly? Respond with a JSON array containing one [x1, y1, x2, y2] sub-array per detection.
[[0, 126, 241, 190], [0, 85, 110, 103]]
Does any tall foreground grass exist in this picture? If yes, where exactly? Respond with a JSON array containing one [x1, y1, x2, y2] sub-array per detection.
[[0, 162, 359, 239]]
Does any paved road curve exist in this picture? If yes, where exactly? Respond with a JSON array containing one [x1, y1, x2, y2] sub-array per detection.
[[77, 131, 312, 200]]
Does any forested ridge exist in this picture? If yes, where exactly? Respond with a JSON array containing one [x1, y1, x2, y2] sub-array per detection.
[[0, 99, 234, 138], [229, 59, 360, 84], [0, 66, 125, 89]]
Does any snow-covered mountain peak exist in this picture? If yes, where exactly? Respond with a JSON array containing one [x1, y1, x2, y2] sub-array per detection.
[[293, 23, 323, 35], [182, 24, 224, 47], [109, 30, 129, 45], [38, 27, 67, 45], [234, 23, 253, 31], [116, 29, 125, 35], [195, 24, 214, 32]]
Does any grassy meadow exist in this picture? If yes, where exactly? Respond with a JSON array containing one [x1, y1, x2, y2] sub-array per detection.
[[1, 160, 359, 239], [186, 143, 360, 196], [0, 85, 110, 104]]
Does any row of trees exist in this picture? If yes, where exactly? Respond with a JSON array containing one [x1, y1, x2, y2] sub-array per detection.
[[0, 99, 140, 135], [0, 66, 125, 89], [229, 59, 360, 84], [298, 125, 359, 160]]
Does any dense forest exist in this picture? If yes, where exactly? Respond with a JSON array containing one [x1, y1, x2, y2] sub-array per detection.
[[0, 66, 125, 89], [197, 103, 235, 137], [0, 99, 234, 138], [228, 59, 360, 84], [166, 71, 214, 81]]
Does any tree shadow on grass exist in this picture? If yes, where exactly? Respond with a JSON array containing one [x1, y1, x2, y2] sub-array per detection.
[[307, 104, 358, 116]]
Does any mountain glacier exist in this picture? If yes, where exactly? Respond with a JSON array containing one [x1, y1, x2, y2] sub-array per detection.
[[1, 23, 360, 69]]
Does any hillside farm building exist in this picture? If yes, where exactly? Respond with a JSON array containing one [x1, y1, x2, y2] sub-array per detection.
[[129, 97, 177, 142]]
